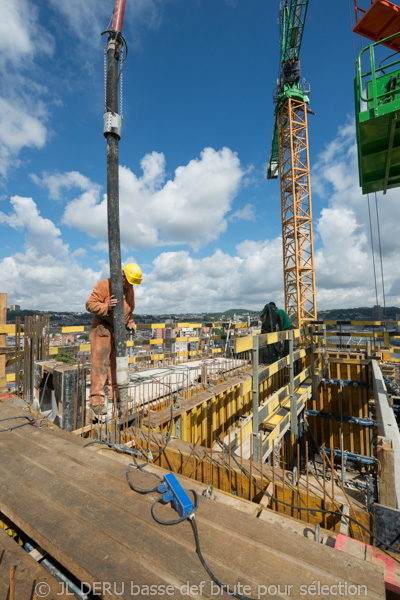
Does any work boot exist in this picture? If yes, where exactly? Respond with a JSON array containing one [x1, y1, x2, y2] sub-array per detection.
[[92, 404, 107, 418]]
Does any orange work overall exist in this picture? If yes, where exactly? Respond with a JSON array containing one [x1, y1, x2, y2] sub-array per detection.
[[86, 278, 135, 407]]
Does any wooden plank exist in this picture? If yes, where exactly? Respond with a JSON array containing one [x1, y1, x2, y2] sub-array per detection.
[[0, 528, 73, 599], [0, 447, 207, 599], [0, 432, 385, 599], [377, 437, 397, 508], [0, 401, 368, 512]]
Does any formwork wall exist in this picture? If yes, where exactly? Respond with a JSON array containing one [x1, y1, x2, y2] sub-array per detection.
[[306, 352, 372, 459]]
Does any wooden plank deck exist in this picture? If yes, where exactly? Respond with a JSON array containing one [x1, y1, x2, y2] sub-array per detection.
[[0, 401, 386, 600], [0, 528, 72, 600]]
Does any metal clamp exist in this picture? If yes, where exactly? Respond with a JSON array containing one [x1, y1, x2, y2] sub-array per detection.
[[103, 111, 122, 139], [202, 484, 215, 500]]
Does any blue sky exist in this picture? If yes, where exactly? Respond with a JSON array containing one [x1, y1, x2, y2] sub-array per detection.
[[1, 0, 399, 314]]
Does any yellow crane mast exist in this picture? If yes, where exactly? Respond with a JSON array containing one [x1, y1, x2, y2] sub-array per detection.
[[268, 0, 316, 325]]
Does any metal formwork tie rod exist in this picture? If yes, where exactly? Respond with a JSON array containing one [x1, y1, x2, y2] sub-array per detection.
[[306, 409, 375, 427], [321, 378, 368, 388], [311, 446, 377, 465]]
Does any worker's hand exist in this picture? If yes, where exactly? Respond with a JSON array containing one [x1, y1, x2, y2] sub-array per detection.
[[108, 295, 118, 309], [126, 322, 136, 332]]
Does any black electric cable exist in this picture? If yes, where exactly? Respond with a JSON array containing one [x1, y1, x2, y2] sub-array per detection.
[[84, 440, 143, 457], [100, 29, 128, 60], [0, 415, 35, 432], [189, 517, 258, 600], [151, 490, 198, 526], [132, 473, 258, 598], [126, 458, 162, 494]]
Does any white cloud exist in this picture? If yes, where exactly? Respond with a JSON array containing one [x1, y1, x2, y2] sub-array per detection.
[[0, 196, 100, 311], [0, 251, 101, 312], [0, 98, 48, 177], [2, 117, 400, 314], [31, 171, 99, 202], [311, 119, 400, 308], [136, 240, 285, 314], [151, 147, 243, 249], [0, 0, 53, 178], [61, 147, 244, 251], [229, 203, 256, 221], [0, 195, 68, 257], [0, 193, 283, 313], [315, 207, 369, 289], [0, 0, 53, 69], [71, 248, 87, 258]]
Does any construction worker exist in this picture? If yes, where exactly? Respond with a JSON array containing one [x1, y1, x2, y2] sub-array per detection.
[[86, 263, 142, 416], [260, 302, 293, 363]]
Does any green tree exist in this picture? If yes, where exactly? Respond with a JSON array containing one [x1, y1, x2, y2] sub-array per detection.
[[56, 353, 75, 365]]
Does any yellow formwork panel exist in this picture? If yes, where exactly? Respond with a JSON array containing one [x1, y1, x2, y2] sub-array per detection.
[[49, 343, 90, 355], [235, 367, 312, 447], [212, 348, 222, 354], [150, 353, 165, 360], [263, 387, 310, 450], [240, 378, 252, 396], [234, 335, 254, 354], [234, 328, 305, 355], [177, 323, 202, 328], [0, 325, 17, 334], [62, 326, 85, 333]]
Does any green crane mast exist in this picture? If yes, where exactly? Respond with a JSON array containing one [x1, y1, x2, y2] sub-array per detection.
[[267, 0, 310, 180]]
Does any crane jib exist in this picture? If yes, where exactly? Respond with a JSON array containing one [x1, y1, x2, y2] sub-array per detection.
[[281, 0, 309, 65]]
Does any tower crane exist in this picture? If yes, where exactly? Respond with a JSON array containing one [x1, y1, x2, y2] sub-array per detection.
[[267, 0, 316, 325]]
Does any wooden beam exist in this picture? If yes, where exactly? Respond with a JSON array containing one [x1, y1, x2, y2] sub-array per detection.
[[377, 437, 397, 508]]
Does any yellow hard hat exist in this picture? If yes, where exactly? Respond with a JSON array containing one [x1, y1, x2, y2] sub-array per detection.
[[123, 263, 142, 286]]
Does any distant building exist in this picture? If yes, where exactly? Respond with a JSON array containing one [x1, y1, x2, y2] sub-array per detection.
[[51, 334, 75, 346], [373, 305, 383, 320], [10, 304, 20, 311]]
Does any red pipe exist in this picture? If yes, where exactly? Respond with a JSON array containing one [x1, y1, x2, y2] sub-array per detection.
[[112, 0, 126, 33]]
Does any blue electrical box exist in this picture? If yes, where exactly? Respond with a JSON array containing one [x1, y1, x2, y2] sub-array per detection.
[[158, 473, 194, 517]]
